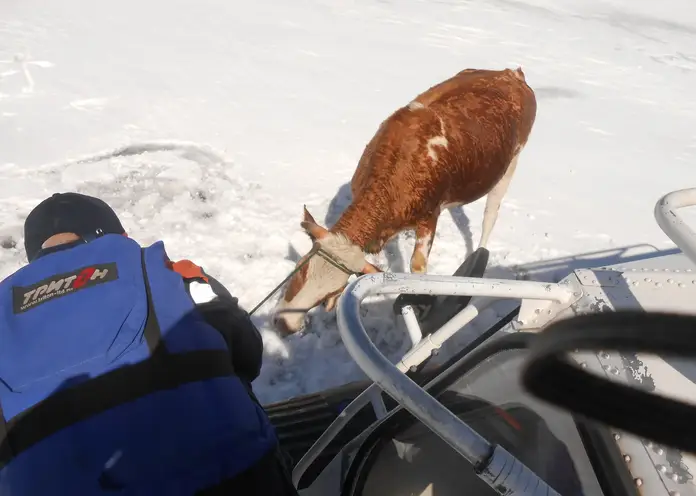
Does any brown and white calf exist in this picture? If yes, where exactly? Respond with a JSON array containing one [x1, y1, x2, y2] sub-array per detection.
[[273, 67, 537, 334]]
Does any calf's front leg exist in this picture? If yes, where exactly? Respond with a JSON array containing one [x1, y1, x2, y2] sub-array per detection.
[[410, 215, 438, 273]]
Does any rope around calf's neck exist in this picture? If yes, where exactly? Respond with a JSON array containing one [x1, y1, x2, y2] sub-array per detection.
[[248, 247, 361, 316]]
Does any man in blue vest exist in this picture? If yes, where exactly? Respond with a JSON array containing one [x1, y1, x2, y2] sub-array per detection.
[[0, 192, 300, 495]]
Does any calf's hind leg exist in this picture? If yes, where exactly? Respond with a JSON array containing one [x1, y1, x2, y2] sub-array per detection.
[[478, 149, 522, 250]]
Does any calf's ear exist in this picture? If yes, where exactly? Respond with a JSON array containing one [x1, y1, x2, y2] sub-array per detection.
[[301, 205, 329, 240]]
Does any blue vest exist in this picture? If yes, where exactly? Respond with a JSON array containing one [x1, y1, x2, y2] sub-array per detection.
[[0, 234, 278, 495]]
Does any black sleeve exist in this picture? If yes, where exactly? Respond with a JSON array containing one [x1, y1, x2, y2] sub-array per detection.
[[185, 273, 265, 384]]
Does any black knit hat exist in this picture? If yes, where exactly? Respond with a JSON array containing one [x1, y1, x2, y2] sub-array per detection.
[[24, 192, 126, 262]]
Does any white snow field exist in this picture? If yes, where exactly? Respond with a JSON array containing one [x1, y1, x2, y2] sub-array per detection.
[[1, 0, 696, 405]]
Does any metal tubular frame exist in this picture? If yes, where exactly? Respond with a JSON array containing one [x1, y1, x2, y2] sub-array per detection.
[[654, 188, 696, 266], [336, 274, 573, 462], [291, 294, 499, 487], [334, 274, 573, 494]]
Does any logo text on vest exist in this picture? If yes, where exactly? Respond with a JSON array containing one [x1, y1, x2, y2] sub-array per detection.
[[12, 263, 119, 313]]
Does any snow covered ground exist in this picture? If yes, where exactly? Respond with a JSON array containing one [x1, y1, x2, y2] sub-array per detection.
[[1, 0, 695, 405]]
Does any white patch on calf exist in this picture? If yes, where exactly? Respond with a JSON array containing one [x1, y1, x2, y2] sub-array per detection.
[[426, 116, 448, 162], [274, 233, 367, 332], [408, 101, 425, 111], [427, 135, 448, 162]]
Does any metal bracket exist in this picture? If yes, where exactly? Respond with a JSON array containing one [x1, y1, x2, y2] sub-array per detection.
[[514, 279, 584, 331], [574, 268, 623, 287]]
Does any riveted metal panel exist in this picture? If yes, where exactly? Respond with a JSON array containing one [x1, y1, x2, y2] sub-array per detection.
[[552, 252, 696, 496]]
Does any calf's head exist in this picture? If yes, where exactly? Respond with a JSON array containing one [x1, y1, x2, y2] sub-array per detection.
[[273, 207, 381, 335]]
